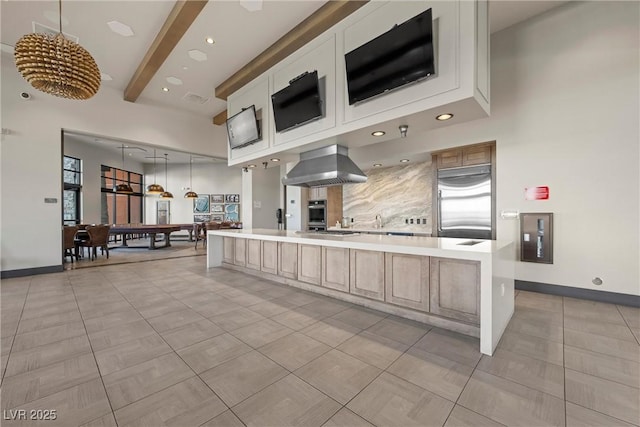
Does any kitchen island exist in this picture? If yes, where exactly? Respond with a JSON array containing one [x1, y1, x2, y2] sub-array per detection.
[[207, 228, 514, 355]]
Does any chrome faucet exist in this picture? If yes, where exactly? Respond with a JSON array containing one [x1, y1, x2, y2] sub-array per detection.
[[375, 214, 383, 229]]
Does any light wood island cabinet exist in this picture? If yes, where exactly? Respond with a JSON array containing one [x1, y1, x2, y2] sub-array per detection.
[[430, 257, 480, 324], [246, 239, 261, 271], [261, 241, 277, 274], [349, 249, 385, 301], [385, 253, 430, 311], [234, 238, 246, 266], [277, 242, 298, 279], [222, 237, 235, 264], [298, 244, 321, 285], [321, 247, 350, 292]]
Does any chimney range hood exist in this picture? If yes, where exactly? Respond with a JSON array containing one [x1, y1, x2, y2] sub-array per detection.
[[282, 145, 367, 187]]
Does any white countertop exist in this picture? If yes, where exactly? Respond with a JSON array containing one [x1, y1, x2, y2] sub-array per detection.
[[208, 228, 512, 261], [327, 226, 431, 236]]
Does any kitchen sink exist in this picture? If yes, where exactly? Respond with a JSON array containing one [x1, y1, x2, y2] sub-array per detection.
[[457, 240, 485, 246]]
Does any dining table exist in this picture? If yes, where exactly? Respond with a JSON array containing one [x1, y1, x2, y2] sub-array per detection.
[[109, 224, 182, 249]]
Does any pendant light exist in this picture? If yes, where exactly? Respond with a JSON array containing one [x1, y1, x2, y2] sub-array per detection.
[[14, 0, 100, 100], [114, 144, 134, 194], [184, 155, 198, 198], [146, 149, 164, 194], [160, 154, 173, 199]]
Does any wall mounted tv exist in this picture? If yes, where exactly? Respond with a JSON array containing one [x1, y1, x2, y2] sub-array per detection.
[[271, 70, 323, 133], [226, 105, 261, 149], [345, 8, 434, 105]]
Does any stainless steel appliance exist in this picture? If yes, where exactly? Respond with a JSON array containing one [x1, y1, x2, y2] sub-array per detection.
[[308, 200, 326, 231], [437, 165, 492, 240], [282, 145, 367, 187]]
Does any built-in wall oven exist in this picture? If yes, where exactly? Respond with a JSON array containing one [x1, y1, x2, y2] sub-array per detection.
[[308, 200, 326, 231]]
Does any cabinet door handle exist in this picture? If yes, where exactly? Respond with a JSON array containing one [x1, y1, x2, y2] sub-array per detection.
[[437, 190, 443, 233]]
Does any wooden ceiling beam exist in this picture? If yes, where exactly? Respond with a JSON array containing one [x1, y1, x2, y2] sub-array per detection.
[[124, 0, 208, 102], [212, 110, 228, 126], [214, 0, 369, 101]]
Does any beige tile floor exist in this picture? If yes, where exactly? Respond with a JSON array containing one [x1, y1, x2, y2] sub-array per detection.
[[1, 257, 639, 427]]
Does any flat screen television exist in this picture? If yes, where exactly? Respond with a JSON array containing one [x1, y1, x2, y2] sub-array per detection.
[[345, 8, 434, 105], [271, 70, 322, 133], [226, 105, 261, 149]]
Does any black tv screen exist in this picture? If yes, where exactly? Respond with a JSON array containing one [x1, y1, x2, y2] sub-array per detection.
[[226, 105, 260, 149], [345, 8, 434, 105], [271, 70, 322, 133]]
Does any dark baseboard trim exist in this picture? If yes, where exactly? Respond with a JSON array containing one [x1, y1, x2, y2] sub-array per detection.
[[1, 265, 64, 279], [516, 280, 639, 308]]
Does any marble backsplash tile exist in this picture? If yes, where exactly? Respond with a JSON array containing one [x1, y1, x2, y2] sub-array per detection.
[[342, 160, 433, 229]]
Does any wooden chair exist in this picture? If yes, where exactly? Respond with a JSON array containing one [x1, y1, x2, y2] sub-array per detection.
[[63, 225, 78, 262], [78, 225, 111, 260], [194, 223, 207, 249]]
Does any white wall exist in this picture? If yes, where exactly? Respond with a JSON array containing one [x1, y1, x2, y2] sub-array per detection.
[[251, 166, 282, 229], [143, 161, 242, 225], [351, 1, 639, 295], [0, 58, 226, 272]]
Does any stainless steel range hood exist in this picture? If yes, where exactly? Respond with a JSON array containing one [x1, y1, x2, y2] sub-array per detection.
[[282, 145, 367, 187]]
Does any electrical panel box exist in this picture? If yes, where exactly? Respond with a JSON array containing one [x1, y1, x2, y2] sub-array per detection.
[[520, 213, 553, 264]]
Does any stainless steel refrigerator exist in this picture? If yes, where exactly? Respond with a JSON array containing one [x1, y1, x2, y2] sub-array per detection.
[[437, 165, 492, 239]]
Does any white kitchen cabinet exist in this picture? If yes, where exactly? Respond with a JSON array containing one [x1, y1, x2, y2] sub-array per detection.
[[234, 238, 246, 266]]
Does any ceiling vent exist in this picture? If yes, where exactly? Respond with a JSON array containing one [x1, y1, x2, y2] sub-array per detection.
[[183, 92, 210, 104], [32, 21, 78, 43]]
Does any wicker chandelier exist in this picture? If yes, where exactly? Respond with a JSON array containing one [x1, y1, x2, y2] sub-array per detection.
[[14, 0, 101, 100]]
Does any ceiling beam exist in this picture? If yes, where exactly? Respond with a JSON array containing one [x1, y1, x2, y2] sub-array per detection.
[[212, 110, 228, 126], [214, 0, 369, 101], [124, 0, 208, 102]]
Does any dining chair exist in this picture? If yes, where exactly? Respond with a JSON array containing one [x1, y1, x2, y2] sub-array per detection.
[[63, 225, 79, 262], [78, 225, 111, 260]]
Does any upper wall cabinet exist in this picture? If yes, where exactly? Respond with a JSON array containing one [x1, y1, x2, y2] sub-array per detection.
[[228, 76, 270, 162], [226, 0, 489, 166], [272, 37, 336, 146], [341, 1, 458, 123]]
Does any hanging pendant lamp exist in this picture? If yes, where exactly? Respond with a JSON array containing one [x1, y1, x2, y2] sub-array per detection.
[[14, 0, 101, 100], [184, 155, 198, 198], [114, 144, 134, 194], [146, 149, 165, 194], [160, 154, 173, 199]]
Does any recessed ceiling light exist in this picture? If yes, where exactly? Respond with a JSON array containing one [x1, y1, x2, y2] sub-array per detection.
[[240, 0, 263, 12], [162, 87, 169, 92], [100, 73, 113, 81], [371, 131, 385, 137], [247, 164, 257, 168], [270, 158, 280, 162], [166, 76, 183, 86], [400, 159, 410, 163], [205, 37, 215, 45], [373, 163, 382, 167], [188, 49, 207, 62], [182, 66, 188, 71], [107, 20, 134, 37], [436, 113, 454, 121]]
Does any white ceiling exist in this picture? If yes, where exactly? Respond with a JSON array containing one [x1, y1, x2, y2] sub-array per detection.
[[3, 0, 567, 166]]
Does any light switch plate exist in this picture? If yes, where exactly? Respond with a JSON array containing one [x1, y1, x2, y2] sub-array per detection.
[[44, 198, 58, 203]]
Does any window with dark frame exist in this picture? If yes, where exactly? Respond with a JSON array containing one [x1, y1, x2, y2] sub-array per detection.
[[63, 156, 82, 225], [100, 165, 143, 225]]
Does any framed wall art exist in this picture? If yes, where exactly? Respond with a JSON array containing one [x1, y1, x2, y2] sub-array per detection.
[[193, 214, 211, 222], [225, 194, 240, 203], [210, 194, 224, 204], [211, 204, 224, 213], [193, 194, 210, 213], [224, 203, 240, 221]]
